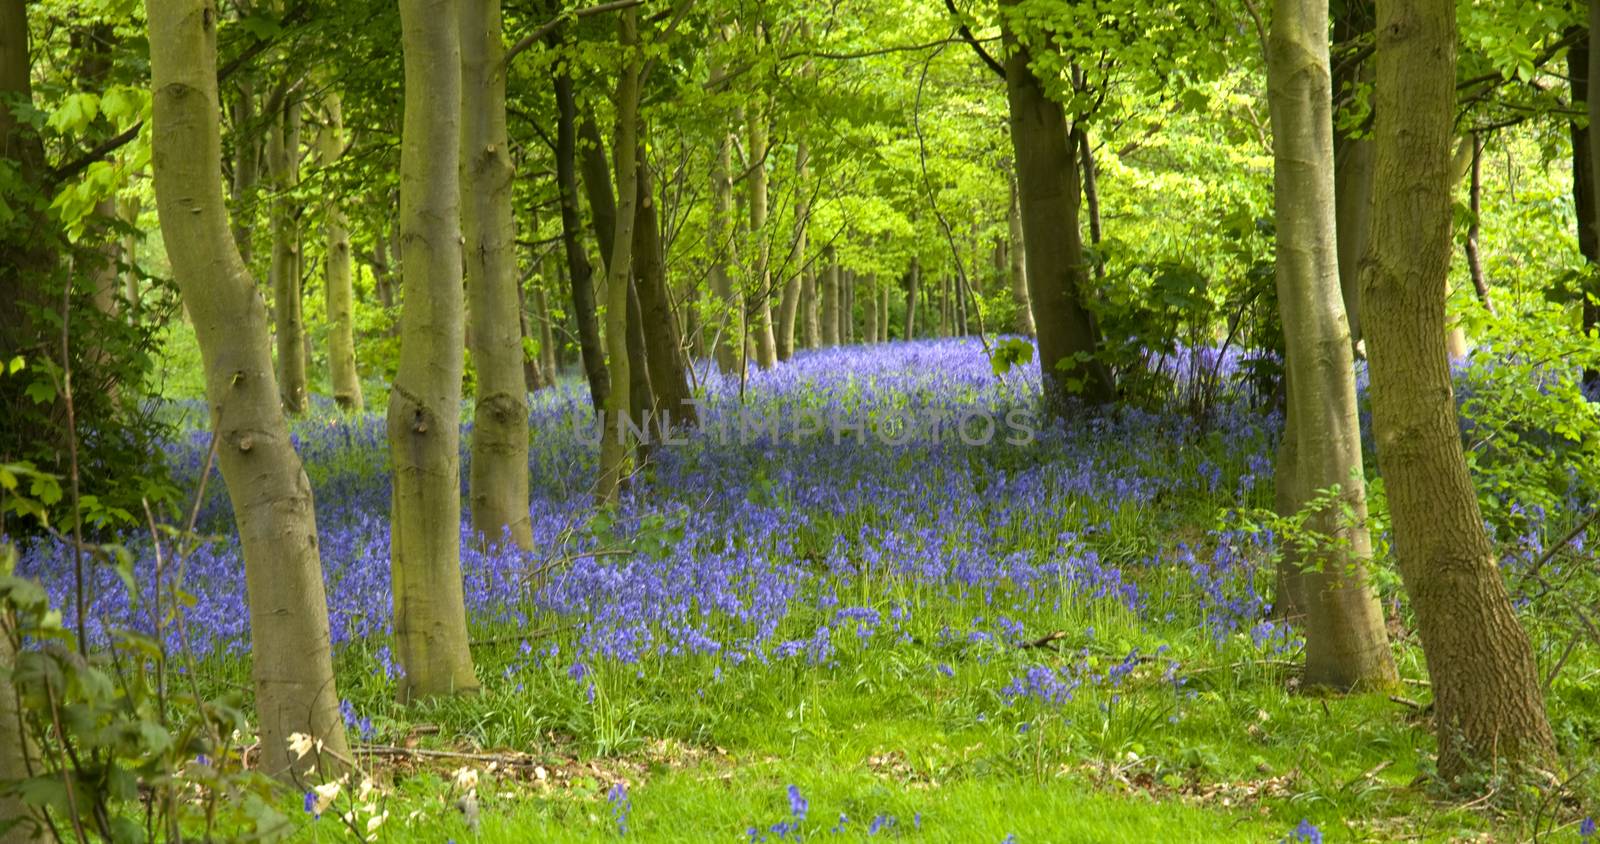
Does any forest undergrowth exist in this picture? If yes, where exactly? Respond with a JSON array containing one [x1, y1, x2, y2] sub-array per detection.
[[16, 338, 1600, 842]]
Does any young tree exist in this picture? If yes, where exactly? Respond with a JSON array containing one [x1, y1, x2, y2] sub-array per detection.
[[550, 60, 610, 412], [148, 0, 349, 772], [597, 7, 643, 504], [1266, 0, 1396, 690], [462, 0, 533, 549], [318, 90, 364, 412], [1007, 178, 1033, 335], [746, 85, 779, 369], [266, 87, 308, 414], [389, 0, 478, 701], [1361, 0, 1555, 775]]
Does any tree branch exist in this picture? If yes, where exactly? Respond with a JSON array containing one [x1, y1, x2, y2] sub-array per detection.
[[942, 0, 1005, 80], [505, 0, 647, 65]]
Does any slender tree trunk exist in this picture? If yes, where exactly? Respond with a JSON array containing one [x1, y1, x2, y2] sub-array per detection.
[[578, 112, 654, 437], [517, 279, 549, 391], [551, 65, 609, 412], [267, 89, 308, 413], [747, 95, 778, 368], [1266, 0, 1396, 690], [0, 592, 47, 843], [879, 284, 890, 341], [230, 74, 259, 267], [462, 0, 532, 549], [777, 136, 809, 360], [903, 256, 920, 341], [864, 274, 878, 343], [632, 133, 697, 427], [1568, 27, 1599, 389], [148, 0, 349, 774], [820, 247, 839, 346], [1074, 125, 1105, 281], [597, 8, 642, 504], [389, 0, 478, 701], [706, 43, 740, 374], [1005, 183, 1035, 337], [318, 91, 363, 412], [536, 277, 559, 378], [1465, 133, 1492, 313], [1362, 0, 1555, 776], [1586, 9, 1600, 367], [119, 195, 142, 308], [1000, 1, 1111, 406]]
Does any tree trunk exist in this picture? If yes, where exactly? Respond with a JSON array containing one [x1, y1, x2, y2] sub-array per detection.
[[1075, 125, 1105, 281], [821, 247, 839, 346], [517, 279, 549, 391], [842, 269, 854, 343], [0, 595, 47, 843], [551, 65, 609, 412], [148, 0, 350, 774], [389, 0, 478, 701], [1007, 180, 1034, 336], [1586, 11, 1600, 365], [1465, 133, 1492, 313], [536, 278, 559, 378], [706, 44, 740, 374], [863, 274, 878, 343], [1568, 28, 1599, 389], [318, 91, 363, 412], [266, 88, 307, 414], [632, 133, 697, 427], [903, 256, 920, 341], [462, 0, 532, 549], [1362, 0, 1555, 776], [230, 75, 259, 267], [747, 96, 778, 368], [777, 136, 809, 360], [1000, 0, 1112, 407], [578, 112, 654, 438], [1266, 0, 1396, 690], [597, 7, 642, 504], [1331, 0, 1374, 349], [879, 281, 890, 342]]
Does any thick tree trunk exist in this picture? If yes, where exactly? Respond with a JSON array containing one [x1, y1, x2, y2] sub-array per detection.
[[747, 100, 778, 368], [318, 91, 363, 412], [903, 256, 920, 341], [266, 89, 307, 414], [1000, 1, 1112, 406], [462, 0, 532, 549], [820, 247, 839, 346], [551, 66, 609, 412], [148, 0, 349, 774], [1363, 0, 1555, 776], [389, 0, 478, 701], [597, 8, 642, 504], [1266, 0, 1396, 690], [632, 135, 697, 427]]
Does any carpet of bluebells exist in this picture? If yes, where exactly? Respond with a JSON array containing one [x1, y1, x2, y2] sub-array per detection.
[[19, 338, 1600, 840]]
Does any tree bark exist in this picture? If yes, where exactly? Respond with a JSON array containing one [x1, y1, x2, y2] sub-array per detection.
[[596, 7, 642, 504], [1007, 178, 1034, 335], [1586, 9, 1600, 362], [778, 136, 810, 360], [1075, 125, 1105, 281], [863, 273, 878, 343], [706, 40, 740, 373], [1362, 0, 1555, 776], [266, 87, 307, 414], [1266, 0, 1396, 690], [389, 0, 478, 701], [820, 247, 839, 346], [551, 64, 609, 412], [148, 0, 350, 774], [632, 133, 697, 427], [747, 93, 778, 368], [1000, 0, 1112, 407], [318, 91, 363, 412], [462, 0, 533, 549], [1465, 133, 1492, 313], [903, 256, 921, 341], [1331, 0, 1374, 349]]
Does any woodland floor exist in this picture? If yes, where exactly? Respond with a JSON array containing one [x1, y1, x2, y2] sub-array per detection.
[[35, 337, 1600, 841]]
